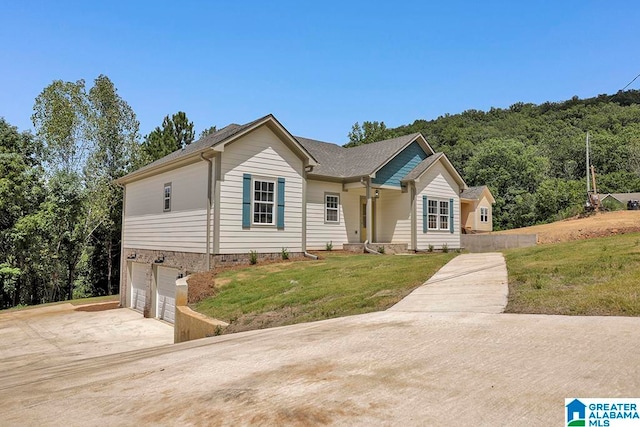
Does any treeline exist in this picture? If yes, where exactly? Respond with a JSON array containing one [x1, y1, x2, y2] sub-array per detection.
[[348, 91, 640, 229], [0, 75, 206, 309]]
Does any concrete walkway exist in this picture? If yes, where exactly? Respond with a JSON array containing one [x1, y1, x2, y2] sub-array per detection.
[[389, 253, 508, 313]]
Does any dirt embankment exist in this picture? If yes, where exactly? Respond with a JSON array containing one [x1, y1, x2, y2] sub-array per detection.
[[492, 210, 640, 244]]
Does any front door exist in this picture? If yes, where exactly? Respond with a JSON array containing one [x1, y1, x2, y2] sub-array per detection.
[[359, 196, 376, 243], [360, 198, 367, 242]]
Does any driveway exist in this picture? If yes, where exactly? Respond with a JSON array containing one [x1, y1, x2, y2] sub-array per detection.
[[0, 302, 173, 373], [1, 259, 639, 426]]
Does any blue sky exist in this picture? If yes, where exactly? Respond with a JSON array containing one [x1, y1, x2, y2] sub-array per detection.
[[2, 1, 640, 144]]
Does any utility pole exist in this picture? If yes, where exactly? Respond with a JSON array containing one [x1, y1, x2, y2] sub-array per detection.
[[586, 131, 591, 194]]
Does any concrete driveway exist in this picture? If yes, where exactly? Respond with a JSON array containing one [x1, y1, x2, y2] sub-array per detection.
[[1, 258, 639, 426], [0, 302, 173, 373]]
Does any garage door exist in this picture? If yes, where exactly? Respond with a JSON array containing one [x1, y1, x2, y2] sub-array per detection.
[[156, 266, 179, 324], [130, 263, 147, 313]]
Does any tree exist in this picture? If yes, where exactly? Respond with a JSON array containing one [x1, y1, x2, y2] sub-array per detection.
[[199, 125, 217, 139], [29, 76, 139, 303], [139, 111, 195, 165], [85, 75, 140, 296], [31, 80, 91, 174], [0, 118, 45, 308], [465, 138, 549, 229], [345, 121, 393, 147]]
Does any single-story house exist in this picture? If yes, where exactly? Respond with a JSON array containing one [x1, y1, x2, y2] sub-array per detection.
[[460, 186, 495, 233], [115, 114, 493, 321], [599, 192, 640, 209]]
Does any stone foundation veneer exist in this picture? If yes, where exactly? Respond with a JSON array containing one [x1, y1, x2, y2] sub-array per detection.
[[342, 243, 409, 254], [123, 248, 305, 274], [120, 247, 304, 316]]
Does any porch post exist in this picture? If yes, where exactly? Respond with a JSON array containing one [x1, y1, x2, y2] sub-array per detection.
[[366, 178, 373, 243]]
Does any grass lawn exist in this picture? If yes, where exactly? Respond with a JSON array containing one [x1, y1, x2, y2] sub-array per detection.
[[504, 232, 640, 316], [193, 251, 456, 333]]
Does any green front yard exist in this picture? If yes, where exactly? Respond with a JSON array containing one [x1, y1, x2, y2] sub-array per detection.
[[504, 232, 640, 316], [193, 252, 455, 333]]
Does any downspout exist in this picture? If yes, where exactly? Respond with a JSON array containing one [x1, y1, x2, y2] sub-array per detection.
[[200, 153, 213, 271], [410, 181, 417, 251], [364, 240, 381, 255], [115, 181, 127, 308], [302, 165, 317, 260]]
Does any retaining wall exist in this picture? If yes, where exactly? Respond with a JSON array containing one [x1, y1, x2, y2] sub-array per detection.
[[174, 277, 228, 343], [461, 234, 537, 252]]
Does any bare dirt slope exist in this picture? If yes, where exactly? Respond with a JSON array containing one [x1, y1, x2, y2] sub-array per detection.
[[492, 210, 640, 244]]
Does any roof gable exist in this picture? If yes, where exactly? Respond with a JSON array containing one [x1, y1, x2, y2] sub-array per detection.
[[401, 152, 466, 188], [460, 185, 495, 203], [372, 141, 429, 187], [117, 114, 316, 184], [296, 133, 435, 180]]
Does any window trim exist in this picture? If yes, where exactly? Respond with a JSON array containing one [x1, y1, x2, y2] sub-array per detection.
[[427, 199, 438, 230], [252, 177, 276, 226], [324, 193, 340, 224], [426, 197, 450, 230], [480, 207, 489, 223], [163, 183, 172, 212], [439, 200, 449, 231]]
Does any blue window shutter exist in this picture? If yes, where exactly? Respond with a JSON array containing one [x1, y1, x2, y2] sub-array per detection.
[[449, 198, 454, 233], [422, 195, 428, 233], [242, 174, 251, 228], [277, 177, 285, 229]]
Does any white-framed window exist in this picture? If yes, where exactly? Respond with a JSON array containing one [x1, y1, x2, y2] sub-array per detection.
[[439, 201, 449, 230], [480, 207, 489, 223], [325, 194, 340, 223], [163, 183, 171, 212], [253, 179, 275, 225], [427, 198, 450, 230], [428, 200, 438, 229]]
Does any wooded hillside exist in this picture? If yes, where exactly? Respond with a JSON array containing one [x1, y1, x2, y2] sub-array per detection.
[[350, 91, 640, 229]]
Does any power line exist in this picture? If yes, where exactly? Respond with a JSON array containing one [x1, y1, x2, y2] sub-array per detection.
[[621, 72, 640, 91]]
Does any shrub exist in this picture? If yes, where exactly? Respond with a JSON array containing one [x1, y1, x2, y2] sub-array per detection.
[[377, 246, 385, 254], [427, 244, 434, 253], [249, 250, 258, 265], [442, 243, 449, 253], [325, 241, 333, 251], [281, 247, 289, 260]]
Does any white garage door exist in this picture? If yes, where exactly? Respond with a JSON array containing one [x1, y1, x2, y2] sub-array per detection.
[[156, 266, 178, 324], [130, 263, 147, 313]]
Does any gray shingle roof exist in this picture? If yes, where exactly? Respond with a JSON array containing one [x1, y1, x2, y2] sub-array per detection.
[[401, 153, 443, 182], [120, 113, 429, 183], [294, 136, 347, 177], [460, 186, 489, 200], [296, 133, 422, 179], [122, 115, 272, 179], [599, 192, 640, 203]]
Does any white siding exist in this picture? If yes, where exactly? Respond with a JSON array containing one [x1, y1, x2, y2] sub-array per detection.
[[124, 162, 211, 254], [416, 162, 462, 250], [475, 195, 493, 232], [376, 189, 411, 243], [342, 188, 364, 243], [218, 126, 304, 253], [306, 180, 355, 250]]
